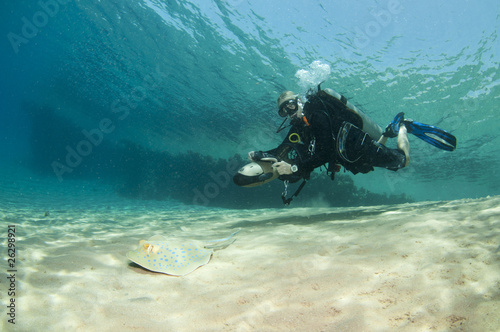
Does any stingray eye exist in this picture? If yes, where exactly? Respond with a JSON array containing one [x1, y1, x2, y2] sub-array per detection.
[[143, 243, 153, 253]]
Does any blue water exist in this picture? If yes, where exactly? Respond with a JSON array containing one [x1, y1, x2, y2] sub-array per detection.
[[1, 0, 499, 207]]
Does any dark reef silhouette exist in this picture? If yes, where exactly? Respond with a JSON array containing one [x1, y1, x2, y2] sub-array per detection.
[[28, 105, 412, 208]]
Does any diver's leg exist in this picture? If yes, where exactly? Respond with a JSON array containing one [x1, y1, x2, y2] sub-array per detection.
[[397, 124, 410, 166], [377, 135, 388, 145]]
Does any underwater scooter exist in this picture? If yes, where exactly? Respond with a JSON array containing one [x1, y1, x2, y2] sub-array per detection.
[[232, 145, 309, 205], [233, 157, 307, 205], [232, 159, 279, 188]]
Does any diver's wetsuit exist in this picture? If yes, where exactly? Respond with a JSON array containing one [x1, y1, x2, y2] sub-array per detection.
[[265, 101, 406, 180]]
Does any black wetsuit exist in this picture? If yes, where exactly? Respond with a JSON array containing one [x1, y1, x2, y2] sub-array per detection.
[[265, 100, 406, 181]]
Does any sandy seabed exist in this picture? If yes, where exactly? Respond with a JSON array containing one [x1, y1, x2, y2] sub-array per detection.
[[1, 191, 499, 331]]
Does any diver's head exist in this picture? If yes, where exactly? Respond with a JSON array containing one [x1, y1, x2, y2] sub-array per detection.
[[277, 91, 303, 119]]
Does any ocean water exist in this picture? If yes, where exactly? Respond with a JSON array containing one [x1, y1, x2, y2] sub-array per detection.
[[2, 0, 499, 204], [1, 0, 499, 330]]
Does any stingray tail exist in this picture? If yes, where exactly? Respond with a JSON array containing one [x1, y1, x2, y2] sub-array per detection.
[[204, 228, 241, 250]]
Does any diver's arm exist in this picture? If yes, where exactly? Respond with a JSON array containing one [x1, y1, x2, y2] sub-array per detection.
[[249, 126, 298, 161]]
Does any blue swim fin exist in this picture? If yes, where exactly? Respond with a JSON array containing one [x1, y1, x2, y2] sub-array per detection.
[[404, 120, 457, 151]]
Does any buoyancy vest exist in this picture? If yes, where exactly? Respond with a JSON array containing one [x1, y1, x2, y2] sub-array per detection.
[[303, 85, 384, 175]]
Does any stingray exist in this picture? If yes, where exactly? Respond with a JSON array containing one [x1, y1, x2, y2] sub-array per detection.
[[126, 229, 240, 276]]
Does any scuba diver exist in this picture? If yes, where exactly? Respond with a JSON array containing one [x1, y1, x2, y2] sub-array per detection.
[[233, 85, 457, 205]]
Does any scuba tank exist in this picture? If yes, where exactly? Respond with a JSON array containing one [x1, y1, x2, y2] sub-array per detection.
[[320, 88, 383, 141]]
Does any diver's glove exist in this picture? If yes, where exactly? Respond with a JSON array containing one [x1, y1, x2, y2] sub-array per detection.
[[248, 151, 278, 163], [273, 161, 293, 175]]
